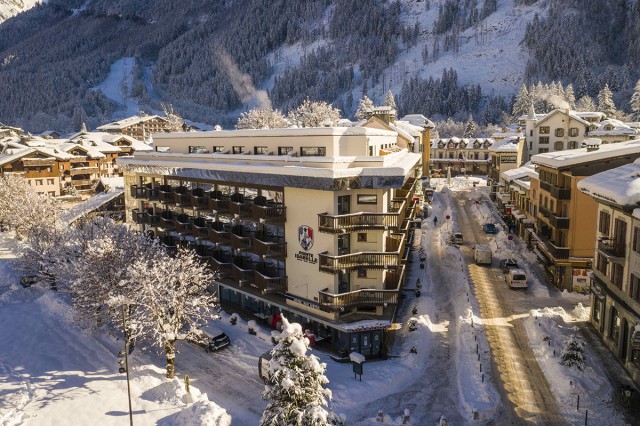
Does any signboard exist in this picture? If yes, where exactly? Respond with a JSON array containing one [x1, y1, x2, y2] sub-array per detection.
[[572, 268, 589, 292], [284, 293, 320, 310], [298, 225, 314, 251]]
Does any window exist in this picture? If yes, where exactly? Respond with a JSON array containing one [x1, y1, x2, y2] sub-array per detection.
[[599, 210, 611, 235], [188, 145, 208, 154], [554, 141, 564, 150], [614, 218, 627, 246], [254, 146, 268, 155], [357, 194, 377, 204], [611, 263, 624, 289], [539, 126, 550, 134], [278, 146, 293, 155], [568, 141, 579, 149], [36, 179, 43, 185], [300, 147, 326, 157], [610, 307, 620, 343], [549, 199, 554, 212], [156, 146, 170, 153], [630, 274, 640, 303], [449, 152, 454, 159], [47, 179, 54, 185], [569, 128, 579, 137], [232, 146, 245, 154], [474, 152, 479, 160], [438, 152, 443, 159], [357, 233, 367, 242], [538, 148, 549, 154], [369, 146, 373, 156], [633, 226, 640, 254], [484, 153, 489, 160], [212, 146, 225, 153], [530, 130, 533, 136], [357, 268, 367, 278], [554, 128, 564, 137], [539, 136, 549, 144], [596, 254, 608, 275], [593, 297, 601, 322]]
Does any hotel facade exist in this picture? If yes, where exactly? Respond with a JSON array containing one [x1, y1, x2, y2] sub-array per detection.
[[118, 127, 423, 357]]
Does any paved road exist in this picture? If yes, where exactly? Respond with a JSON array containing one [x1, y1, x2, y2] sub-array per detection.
[[454, 191, 568, 425]]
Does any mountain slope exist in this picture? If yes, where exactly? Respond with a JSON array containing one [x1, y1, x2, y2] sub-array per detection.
[[0, 0, 43, 23]]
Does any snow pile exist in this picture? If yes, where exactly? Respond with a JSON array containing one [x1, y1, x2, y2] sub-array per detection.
[[157, 394, 231, 426]]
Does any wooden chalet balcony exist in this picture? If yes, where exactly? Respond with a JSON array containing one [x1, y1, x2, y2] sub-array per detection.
[[146, 210, 160, 226], [70, 179, 92, 187], [190, 188, 209, 210], [385, 233, 406, 253], [317, 288, 398, 313], [159, 210, 175, 229], [229, 194, 253, 218], [252, 232, 286, 258], [208, 222, 230, 244], [230, 225, 252, 251], [542, 239, 569, 260], [384, 264, 406, 290], [70, 167, 99, 176], [232, 257, 255, 283], [130, 185, 159, 201], [174, 186, 190, 206], [254, 265, 287, 294], [131, 208, 147, 225], [175, 213, 192, 235], [319, 251, 400, 274], [208, 191, 230, 213], [192, 217, 211, 239], [210, 252, 232, 276], [597, 238, 626, 259], [158, 185, 174, 204], [252, 204, 286, 223], [22, 158, 56, 167]]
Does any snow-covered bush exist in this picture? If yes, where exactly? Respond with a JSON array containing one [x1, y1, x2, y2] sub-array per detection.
[[287, 98, 341, 128], [560, 334, 585, 371], [261, 316, 343, 426], [236, 107, 289, 129]]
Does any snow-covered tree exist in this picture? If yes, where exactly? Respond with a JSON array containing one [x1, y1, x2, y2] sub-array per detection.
[[125, 246, 217, 378], [261, 316, 343, 426], [511, 84, 531, 118], [576, 95, 596, 112], [435, 118, 465, 138], [15, 225, 68, 290], [464, 115, 477, 137], [287, 98, 341, 128], [161, 103, 184, 132], [597, 84, 617, 118], [0, 174, 60, 239], [565, 84, 576, 110], [236, 107, 289, 129], [354, 95, 374, 120], [560, 334, 585, 371], [629, 80, 640, 121], [384, 90, 397, 110]]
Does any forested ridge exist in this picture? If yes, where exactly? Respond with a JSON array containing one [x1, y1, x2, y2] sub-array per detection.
[[0, 0, 639, 132]]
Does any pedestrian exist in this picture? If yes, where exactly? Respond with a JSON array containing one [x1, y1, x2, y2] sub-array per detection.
[[433, 216, 438, 226]]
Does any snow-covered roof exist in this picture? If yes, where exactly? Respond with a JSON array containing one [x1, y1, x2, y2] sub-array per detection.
[[500, 162, 538, 182], [574, 111, 606, 120], [393, 121, 423, 138], [577, 160, 640, 207], [154, 127, 398, 140], [532, 138, 640, 169], [96, 115, 166, 130], [431, 138, 495, 149], [587, 119, 639, 137], [535, 109, 590, 127], [487, 136, 519, 153], [69, 131, 152, 152], [62, 188, 125, 224], [399, 114, 435, 129]]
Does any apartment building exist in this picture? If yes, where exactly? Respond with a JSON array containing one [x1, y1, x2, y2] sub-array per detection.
[[578, 161, 640, 386], [499, 163, 538, 239], [0, 144, 72, 196], [97, 115, 173, 140], [118, 127, 423, 358], [530, 139, 640, 291], [487, 136, 524, 205], [430, 137, 494, 177], [587, 119, 640, 144]]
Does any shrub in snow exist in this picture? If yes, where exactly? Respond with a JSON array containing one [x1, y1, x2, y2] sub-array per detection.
[[560, 334, 585, 371], [248, 319, 257, 335], [236, 107, 289, 129], [287, 98, 341, 128], [230, 313, 238, 325], [261, 316, 343, 426]]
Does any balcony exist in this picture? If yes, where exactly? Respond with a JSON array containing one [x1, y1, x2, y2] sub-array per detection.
[[318, 210, 403, 234], [208, 191, 230, 213], [384, 264, 406, 290], [232, 256, 255, 284], [539, 205, 551, 218], [192, 217, 211, 239], [190, 188, 209, 210], [254, 265, 287, 294], [540, 181, 571, 200], [70, 167, 99, 176], [317, 288, 398, 313], [130, 185, 146, 199], [597, 238, 626, 259], [208, 222, 230, 244], [252, 203, 286, 223], [230, 225, 252, 251], [175, 213, 192, 235], [159, 210, 175, 229], [160, 235, 179, 254], [252, 232, 286, 258], [229, 193, 253, 218], [158, 185, 174, 204], [210, 251, 233, 276], [318, 251, 400, 274], [549, 214, 570, 230], [146, 210, 160, 226], [70, 179, 92, 187], [131, 208, 147, 225], [174, 186, 190, 206], [542, 239, 569, 260]]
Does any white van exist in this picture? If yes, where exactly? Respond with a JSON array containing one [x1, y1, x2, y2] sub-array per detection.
[[506, 269, 527, 288], [473, 244, 492, 265]]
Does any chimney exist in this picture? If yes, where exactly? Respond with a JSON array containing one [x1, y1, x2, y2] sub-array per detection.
[[583, 138, 601, 152]]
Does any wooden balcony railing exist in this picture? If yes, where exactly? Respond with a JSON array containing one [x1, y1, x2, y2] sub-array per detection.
[[192, 217, 210, 239], [70, 167, 99, 176], [254, 266, 287, 294], [385, 233, 405, 253], [252, 233, 286, 258], [210, 253, 232, 276], [318, 210, 403, 234], [384, 264, 406, 290], [159, 185, 174, 204], [191, 188, 209, 210], [146, 210, 160, 226], [175, 214, 192, 234], [174, 186, 190, 206], [231, 226, 252, 251], [230, 200, 253, 218], [208, 222, 230, 244], [317, 288, 398, 312], [318, 251, 400, 274], [232, 257, 254, 283], [159, 210, 175, 229], [598, 238, 626, 258], [208, 191, 230, 213], [542, 239, 569, 259], [132, 209, 147, 225], [252, 204, 286, 223]]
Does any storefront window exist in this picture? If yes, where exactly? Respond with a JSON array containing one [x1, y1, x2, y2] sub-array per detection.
[[610, 307, 621, 343]]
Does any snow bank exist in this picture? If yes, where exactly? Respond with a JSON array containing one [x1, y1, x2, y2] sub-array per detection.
[[157, 395, 231, 426]]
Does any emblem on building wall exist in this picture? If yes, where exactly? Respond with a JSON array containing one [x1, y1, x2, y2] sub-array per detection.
[[298, 225, 314, 251]]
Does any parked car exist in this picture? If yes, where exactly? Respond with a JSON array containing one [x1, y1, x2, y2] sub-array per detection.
[[506, 269, 528, 289], [451, 232, 464, 245], [499, 258, 519, 273], [188, 324, 230, 352], [483, 223, 499, 234], [473, 244, 492, 265]]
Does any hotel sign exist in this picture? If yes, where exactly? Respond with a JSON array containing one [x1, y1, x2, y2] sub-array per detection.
[[295, 251, 318, 264]]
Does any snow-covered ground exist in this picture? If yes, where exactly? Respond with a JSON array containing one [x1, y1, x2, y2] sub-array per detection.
[[1, 179, 635, 425], [0, 0, 43, 24]]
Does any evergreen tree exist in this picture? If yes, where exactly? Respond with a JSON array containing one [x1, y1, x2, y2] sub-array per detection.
[[629, 80, 640, 121], [354, 95, 374, 120], [565, 84, 576, 110], [511, 84, 531, 118], [560, 334, 585, 371], [72, 105, 88, 132], [384, 90, 397, 110], [464, 115, 477, 137], [597, 84, 617, 118], [261, 316, 343, 426], [576, 95, 596, 112]]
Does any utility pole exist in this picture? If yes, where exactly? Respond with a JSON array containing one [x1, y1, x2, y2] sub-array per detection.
[[120, 304, 134, 426]]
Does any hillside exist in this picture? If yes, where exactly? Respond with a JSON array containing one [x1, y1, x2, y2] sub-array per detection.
[[0, 0, 638, 132], [0, 0, 42, 23]]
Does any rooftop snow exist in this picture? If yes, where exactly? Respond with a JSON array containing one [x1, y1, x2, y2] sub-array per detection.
[[488, 136, 519, 153], [577, 160, 640, 207], [531, 139, 640, 169], [154, 127, 398, 140]]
